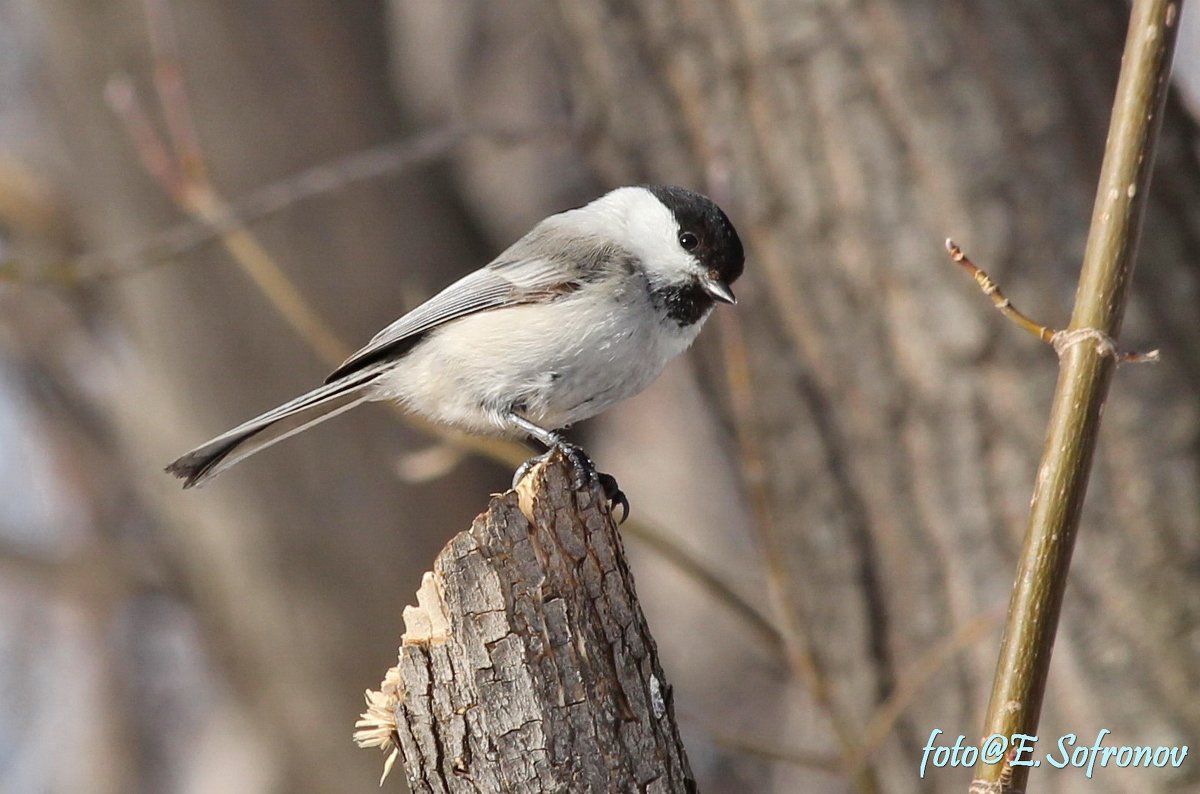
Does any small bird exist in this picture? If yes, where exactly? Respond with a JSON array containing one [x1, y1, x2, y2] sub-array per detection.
[[166, 185, 744, 515]]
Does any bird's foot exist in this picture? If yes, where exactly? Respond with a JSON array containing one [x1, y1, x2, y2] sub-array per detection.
[[557, 441, 596, 490], [511, 443, 629, 523]]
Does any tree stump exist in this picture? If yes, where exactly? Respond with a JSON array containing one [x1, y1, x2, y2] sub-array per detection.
[[356, 452, 696, 793]]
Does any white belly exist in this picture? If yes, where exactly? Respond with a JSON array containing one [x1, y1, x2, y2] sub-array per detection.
[[369, 293, 707, 436]]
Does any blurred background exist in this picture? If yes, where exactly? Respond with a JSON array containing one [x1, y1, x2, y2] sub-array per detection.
[[2, 1, 1199, 792]]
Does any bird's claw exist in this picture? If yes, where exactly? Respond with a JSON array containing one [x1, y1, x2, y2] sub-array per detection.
[[558, 443, 629, 523], [597, 472, 630, 524], [511, 454, 543, 490], [511, 443, 629, 523]]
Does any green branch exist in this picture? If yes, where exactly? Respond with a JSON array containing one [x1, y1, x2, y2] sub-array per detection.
[[971, 1, 1183, 792]]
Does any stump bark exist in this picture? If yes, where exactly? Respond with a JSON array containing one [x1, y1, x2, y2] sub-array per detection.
[[356, 452, 696, 793]]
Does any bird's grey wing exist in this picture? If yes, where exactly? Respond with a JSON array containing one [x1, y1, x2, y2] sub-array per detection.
[[323, 255, 576, 383]]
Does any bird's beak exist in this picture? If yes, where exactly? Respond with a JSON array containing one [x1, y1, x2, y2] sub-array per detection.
[[701, 275, 737, 305]]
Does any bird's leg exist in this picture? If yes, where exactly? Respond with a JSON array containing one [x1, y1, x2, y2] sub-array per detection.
[[505, 412, 590, 487], [505, 412, 629, 523]]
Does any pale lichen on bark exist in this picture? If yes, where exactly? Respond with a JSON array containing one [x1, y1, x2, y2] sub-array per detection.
[[356, 452, 695, 793]]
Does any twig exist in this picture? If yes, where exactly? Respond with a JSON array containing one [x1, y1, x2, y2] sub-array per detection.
[[945, 239, 1054, 345], [103, 76, 185, 202], [0, 126, 566, 287], [971, 2, 1181, 791], [142, 0, 207, 186], [104, 73, 346, 365], [185, 187, 351, 365], [946, 239, 1160, 364]]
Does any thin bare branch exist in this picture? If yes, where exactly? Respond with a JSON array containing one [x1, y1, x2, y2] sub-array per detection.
[[142, 0, 208, 185], [0, 126, 557, 287], [971, 1, 1182, 790], [945, 239, 1055, 345], [103, 75, 184, 202], [183, 186, 351, 365]]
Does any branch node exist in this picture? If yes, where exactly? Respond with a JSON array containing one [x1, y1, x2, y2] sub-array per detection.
[[1049, 327, 1160, 365], [946, 239, 1159, 364]]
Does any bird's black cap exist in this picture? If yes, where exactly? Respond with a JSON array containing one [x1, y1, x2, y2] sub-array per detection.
[[645, 184, 745, 289]]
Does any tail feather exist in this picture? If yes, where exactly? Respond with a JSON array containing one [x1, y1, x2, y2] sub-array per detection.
[[166, 367, 386, 488]]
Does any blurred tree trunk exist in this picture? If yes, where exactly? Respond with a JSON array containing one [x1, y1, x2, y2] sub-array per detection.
[[391, 1, 1200, 792]]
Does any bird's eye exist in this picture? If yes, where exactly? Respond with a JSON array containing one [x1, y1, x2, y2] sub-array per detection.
[[678, 231, 699, 251]]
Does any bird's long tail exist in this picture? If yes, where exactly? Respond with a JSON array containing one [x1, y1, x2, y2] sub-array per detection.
[[165, 365, 388, 488]]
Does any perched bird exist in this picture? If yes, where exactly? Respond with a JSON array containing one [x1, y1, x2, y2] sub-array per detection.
[[166, 185, 744, 516]]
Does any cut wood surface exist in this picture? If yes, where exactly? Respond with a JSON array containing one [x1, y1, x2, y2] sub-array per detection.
[[357, 452, 696, 793]]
